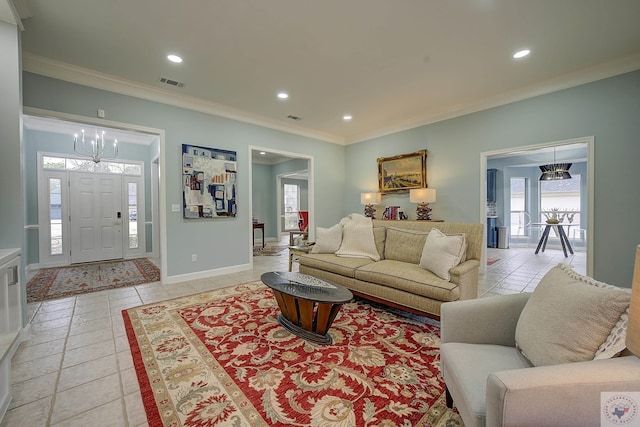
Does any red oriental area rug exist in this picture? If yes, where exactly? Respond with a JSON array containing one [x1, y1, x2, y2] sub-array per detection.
[[123, 282, 462, 426], [27, 258, 160, 303]]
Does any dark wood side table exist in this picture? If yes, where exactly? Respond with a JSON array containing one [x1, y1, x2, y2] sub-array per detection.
[[261, 272, 353, 345], [252, 223, 264, 248]]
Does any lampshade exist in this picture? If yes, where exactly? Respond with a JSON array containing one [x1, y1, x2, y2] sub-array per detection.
[[409, 188, 436, 204], [626, 244, 640, 357], [360, 192, 381, 205]]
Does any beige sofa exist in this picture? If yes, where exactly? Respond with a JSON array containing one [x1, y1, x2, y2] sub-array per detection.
[[299, 220, 484, 318]]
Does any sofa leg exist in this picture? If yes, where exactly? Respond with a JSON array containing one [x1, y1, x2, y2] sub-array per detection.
[[445, 386, 453, 408]]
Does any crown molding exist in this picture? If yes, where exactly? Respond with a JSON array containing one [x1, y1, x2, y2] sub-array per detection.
[[22, 53, 345, 145], [346, 51, 640, 144], [23, 50, 640, 147], [0, 0, 20, 29]]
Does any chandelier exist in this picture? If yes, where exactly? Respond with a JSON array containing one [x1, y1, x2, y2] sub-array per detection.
[[73, 129, 118, 163], [539, 147, 571, 181]]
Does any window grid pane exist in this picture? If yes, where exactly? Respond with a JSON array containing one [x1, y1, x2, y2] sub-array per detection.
[[43, 156, 141, 176], [510, 177, 527, 236], [128, 182, 139, 249], [49, 178, 63, 255], [283, 184, 299, 230]]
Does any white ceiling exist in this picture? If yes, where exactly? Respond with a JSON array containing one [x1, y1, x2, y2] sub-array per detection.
[[12, 0, 640, 144]]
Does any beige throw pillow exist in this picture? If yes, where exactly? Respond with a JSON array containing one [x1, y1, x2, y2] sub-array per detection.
[[418, 228, 466, 280], [551, 264, 631, 360], [310, 223, 342, 254], [335, 214, 380, 261], [515, 264, 631, 367]]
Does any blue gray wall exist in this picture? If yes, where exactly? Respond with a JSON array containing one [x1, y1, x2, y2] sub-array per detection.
[[16, 65, 640, 286], [251, 158, 309, 240], [0, 21, 23, 251], [22, 72, 345, 277], [345, 69, 640, 287], [251, 163, 276, 237]]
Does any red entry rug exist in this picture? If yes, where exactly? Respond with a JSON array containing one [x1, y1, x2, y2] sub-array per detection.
[[27, 258, 160, 303], [123, 282, 462, 426]]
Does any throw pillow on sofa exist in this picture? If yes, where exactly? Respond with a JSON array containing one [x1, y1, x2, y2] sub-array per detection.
[[311, 223, 342, 254], [335, 214, 380, 261], [515, 264, 631, 367], [418, 228, 466, 280]]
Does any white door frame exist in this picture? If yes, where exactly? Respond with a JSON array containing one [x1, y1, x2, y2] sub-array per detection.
[[37, 154, 146, 265], [248, 146, 314, 267], [26, 107, 167, 283], [479, 136, 594, 276], [151, 155, 160, 258], [277, 174, 309, 234]]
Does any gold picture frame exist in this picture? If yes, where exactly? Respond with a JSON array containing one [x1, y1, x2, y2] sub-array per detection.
[[377, 150, 427, 194]]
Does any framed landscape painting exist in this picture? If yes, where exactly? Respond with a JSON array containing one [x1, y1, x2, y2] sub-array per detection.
[[377, 150, 427, 193]]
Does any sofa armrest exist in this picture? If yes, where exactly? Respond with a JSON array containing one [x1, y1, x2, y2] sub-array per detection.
[[441, 293, 531, 346], [486, 356, 640, 427], [449, 259, 480, 300]]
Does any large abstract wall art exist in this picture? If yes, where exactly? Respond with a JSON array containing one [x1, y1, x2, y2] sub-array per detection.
[[182, 144, 237, 219]]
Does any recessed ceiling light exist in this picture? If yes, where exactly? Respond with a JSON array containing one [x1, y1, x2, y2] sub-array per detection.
[[167, 54, 183, 63], [277, 92, 289, 99], [513, 49, 530, 59], [343, 115, 353, 121], [259, 151, 266, 155]]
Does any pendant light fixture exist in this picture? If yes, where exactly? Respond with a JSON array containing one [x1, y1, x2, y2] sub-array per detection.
[[539, 147, 572, 181], [73, 129, 118, 163]]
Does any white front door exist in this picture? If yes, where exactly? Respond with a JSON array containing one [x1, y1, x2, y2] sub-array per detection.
[[70, 172, 123, 263]]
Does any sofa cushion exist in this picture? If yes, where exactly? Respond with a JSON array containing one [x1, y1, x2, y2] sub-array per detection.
[[419, 228, 466, 280], [384, 228, 429, 264], [355, 260, 460, 301], [311, 223, 342, 254], [373, 226, 386, 260], [515, 264, 631, 367], [441, 342, 532, 426], [299, 254, 375, 278], [335, 214, 380, 261]]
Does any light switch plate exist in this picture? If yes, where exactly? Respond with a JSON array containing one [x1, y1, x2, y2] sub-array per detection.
[[171, 204, 180, 212]]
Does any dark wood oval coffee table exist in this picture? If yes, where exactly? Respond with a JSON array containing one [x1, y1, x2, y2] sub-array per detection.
[[261, 271, 353, 345]]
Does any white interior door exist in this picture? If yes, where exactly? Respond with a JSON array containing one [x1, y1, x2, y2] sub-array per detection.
[[70, 172, 123, 263]]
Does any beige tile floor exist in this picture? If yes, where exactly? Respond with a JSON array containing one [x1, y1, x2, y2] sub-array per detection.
[[1, 238, 585, 426]]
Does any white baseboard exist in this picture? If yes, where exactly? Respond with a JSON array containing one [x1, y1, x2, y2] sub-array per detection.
[[164, 263, 252, 285]]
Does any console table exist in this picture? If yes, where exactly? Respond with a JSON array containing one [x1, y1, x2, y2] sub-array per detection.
[[252, 223, 265, 248]]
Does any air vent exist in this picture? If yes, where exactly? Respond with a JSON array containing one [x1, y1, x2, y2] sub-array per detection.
[[287, 115, 302, 121], [160, 77, 184, 88]]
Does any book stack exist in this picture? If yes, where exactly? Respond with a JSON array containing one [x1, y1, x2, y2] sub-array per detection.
[[382, 206, 402, 220]]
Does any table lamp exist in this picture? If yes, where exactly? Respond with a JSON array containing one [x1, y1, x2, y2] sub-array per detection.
[[360, 192, 381, 218], [626, 245, 640, 357], [409, 188, 436, 220]]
